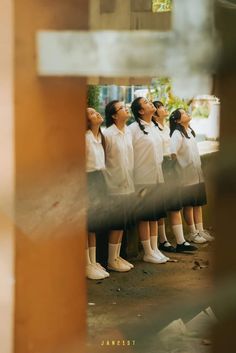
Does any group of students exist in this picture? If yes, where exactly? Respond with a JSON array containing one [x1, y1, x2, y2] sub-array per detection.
[[85, 97, 214, 280]]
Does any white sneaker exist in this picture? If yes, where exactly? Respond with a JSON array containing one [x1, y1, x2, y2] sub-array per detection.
[[199, 230, 215, 242], [107, 258, 131, 272], [186, 231, 207, 244], [143, 253, 167, 264], [154, 248, 170, 262], [118, 256, 134, 269], [86, 263, 106, 280], [93, 262, 110, 278]]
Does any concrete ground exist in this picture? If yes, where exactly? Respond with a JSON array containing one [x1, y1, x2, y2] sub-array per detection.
[[87, 240, 215, 353]]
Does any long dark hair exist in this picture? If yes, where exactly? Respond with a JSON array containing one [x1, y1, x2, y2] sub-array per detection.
[[131, 97, 148, 135], [105, 100, 119, 128], [86, 108, 106, 151], [152, 100, 164, 131], [169, 109, 195, 139]]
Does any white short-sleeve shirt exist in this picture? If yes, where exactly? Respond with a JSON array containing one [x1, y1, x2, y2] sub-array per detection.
[[170, 128, 204, 185], [103, 124, 134, 195], [86, 130, 105, 172], [128, 120, 164, 185]]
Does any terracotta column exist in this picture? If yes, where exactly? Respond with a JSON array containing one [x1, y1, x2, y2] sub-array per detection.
[[213, 1, 236, 352], [0, 1, 88, 353]]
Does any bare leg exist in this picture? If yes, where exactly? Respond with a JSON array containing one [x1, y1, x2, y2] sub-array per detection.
[[150, 221, 158, 237], [109, 230, 123, 244], [158, 218, 168, 244], [170, 210, 182, 226], [158, 217, 175, 253], [193, 206, 203, 225], [88, 232, 96, 247], [183, 206, 194, 226], [138, 221, 153, 255], [150, 221, 158, 250], [158, 218, 165, 226], [183, 206, 199, 234], [138, 221, 150, 241]]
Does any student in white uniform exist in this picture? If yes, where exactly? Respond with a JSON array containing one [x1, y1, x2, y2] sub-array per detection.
[[86, 107, 110, 280], [169, 108, 214, 243], [129, 97, 169, 264], [103, 100, 135, 272], [152, 101, 201, 251]]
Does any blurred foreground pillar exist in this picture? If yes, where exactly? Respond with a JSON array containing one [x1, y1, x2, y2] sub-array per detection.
[[213, 1, 236, 352], [0, 1, 88, 353]]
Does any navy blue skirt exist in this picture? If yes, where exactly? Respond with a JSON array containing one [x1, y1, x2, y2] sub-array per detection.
[[134, 184, 167, 222], [87, 171, 109, 232], [108, 193, 136, 230], [162, 157, 183, 212], [181, 183, 207, 207]]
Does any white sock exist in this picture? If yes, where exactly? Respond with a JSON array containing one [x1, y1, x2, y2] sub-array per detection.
[[108, 243, 119, 263], [188, 224, 197, 233], [89, 247, 96, 263], [159, 224, 168, 243], [172, 224, 185, 245], [195, 223, 204, 231], [150, 235, 158, 251], [141, 240, 153, 256], [86, 249, 91, 265]]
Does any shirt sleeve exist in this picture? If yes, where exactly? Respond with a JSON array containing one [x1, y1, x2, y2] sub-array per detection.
[[170, 130, 182, 155]]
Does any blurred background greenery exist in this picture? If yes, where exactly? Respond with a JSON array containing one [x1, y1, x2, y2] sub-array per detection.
[[152, 0, 172, 12]]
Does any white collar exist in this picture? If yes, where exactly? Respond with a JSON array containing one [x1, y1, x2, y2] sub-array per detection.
[[139, 119, 154, 127], [86, 129, 102, 143], [110, 123, 127, 135]]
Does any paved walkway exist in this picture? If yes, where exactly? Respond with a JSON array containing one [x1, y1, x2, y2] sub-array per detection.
[[87, 240, 215, 353]]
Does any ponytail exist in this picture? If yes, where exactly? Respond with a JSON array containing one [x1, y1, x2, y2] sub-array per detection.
[[131, 97, 148, 135], [152, 118, 163, 131], [152, 100, 164, 131]]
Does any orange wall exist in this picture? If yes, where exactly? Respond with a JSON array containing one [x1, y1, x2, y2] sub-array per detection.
[[12, 1, 88, 353], [0, 1, 15, 353]]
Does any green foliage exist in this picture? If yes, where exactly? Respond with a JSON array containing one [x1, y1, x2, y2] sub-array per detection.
[[192, 105, 209, 118], [87, 85, 100, 111], [152, 0, 172, 12], [148, 78, 189, 113]]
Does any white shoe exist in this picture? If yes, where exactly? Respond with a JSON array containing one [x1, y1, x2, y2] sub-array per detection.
[[118, 256, 134, 269], [93, 262, 110, 278], [186, 231, 207, 244], [86, 263, 106, 280], [199, 230, 215, 242], [154, 248, 170, 262], [143, 253, 167, 264], [107, 258, 131, 272]]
